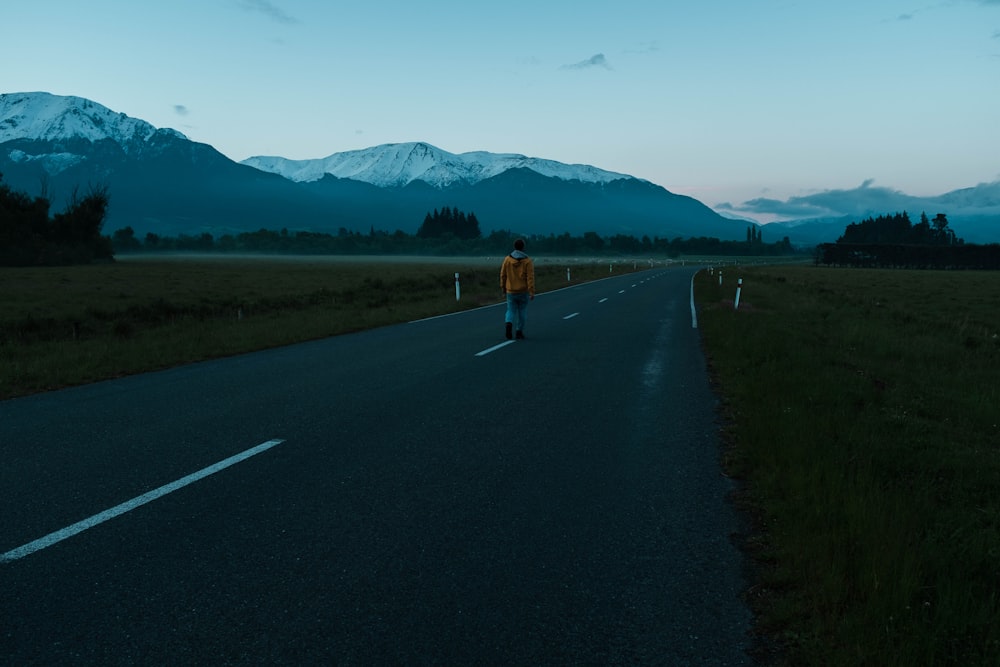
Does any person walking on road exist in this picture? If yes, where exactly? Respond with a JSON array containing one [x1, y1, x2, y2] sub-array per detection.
[[500, 238, 535, 340]]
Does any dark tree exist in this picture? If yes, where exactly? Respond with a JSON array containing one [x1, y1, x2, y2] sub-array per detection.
[[931, 213, 956, 245], [837, 211, 960, 247], [417, 206, 482, 240], [0, 173, 112, 265], [112, 226, 142, 252], [582, 231, 604, 251]]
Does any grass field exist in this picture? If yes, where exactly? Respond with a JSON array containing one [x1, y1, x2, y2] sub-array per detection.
[[0, 254, 647, 399], [696, 265, 999, 665], [3, 256, 997, 665]]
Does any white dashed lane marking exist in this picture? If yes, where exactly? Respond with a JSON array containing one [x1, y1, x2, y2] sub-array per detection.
[[1, 439, 286, 564], [475, 340, 517, 356]]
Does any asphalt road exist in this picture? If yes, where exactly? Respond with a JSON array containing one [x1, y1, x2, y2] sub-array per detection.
[[1, 267, 752, 665]]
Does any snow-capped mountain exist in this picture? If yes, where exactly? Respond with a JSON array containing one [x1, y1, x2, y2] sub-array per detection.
[[1, 92, 634, 190], [1, 91, 743, 240], [0, 91, 204, 187], [242, 142, 636, 189], [0, 92, 325, 237], [3, 91, 998, 244], [932, 181, 1000, 210], [0, 91, 186, 152]]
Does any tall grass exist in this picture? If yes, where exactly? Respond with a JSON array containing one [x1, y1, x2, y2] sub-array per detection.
[[0, 255, 641, 399], [696, 266, 1000, 665]]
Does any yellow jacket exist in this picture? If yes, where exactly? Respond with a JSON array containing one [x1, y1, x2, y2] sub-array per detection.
[[500, 251, 535, 295]]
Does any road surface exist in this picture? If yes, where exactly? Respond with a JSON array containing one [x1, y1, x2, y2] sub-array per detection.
[[1, 267, 752, 665]]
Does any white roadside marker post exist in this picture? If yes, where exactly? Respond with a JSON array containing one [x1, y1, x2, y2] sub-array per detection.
[[735, 278, 743, 310], [566, 267, 571, 282], [455, 272, 460, 301], [719, 271, 723, 286]]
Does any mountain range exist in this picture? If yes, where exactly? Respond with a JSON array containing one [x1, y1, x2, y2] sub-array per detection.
[[2, 91, 997, 246], [0, 92, 743, 243]]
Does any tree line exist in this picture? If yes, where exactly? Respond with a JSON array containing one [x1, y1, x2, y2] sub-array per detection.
[[817, 211, 1000, 269], [1, 173, 803, 265], [838, 212, 960, 246], [111, 225, 801, 258], [417, 206, 481, 240], [111, 204, 799, 257], [0, 173, 113, 266]]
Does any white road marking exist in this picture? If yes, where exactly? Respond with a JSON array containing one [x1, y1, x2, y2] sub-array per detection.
[[475, 340, 516, 356], [690, 272, 699, 329], [619, 290, 626, 294], [1, 438, 286, 564], [599, 298, 609, 303], [563, 313, 580, 320], [409, 301, 503, 323]]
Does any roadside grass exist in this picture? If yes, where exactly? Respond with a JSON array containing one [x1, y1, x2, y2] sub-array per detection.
[[696, 266, 1000, 666], [0, 255, 642, 399]]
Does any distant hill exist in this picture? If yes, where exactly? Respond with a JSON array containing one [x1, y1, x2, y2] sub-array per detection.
[[755, 182, 1000, 246]]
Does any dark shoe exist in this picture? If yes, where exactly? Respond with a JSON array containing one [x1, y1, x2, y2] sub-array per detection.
[[516, 330, 525, 340], [505, 322, 513, 340]]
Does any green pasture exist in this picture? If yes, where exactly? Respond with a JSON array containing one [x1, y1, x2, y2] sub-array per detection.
[[697, 266, 999, 665], [0, 254, 645, 398]]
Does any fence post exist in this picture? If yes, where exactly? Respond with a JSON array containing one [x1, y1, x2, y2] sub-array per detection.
[[734, 278, 743, 310]]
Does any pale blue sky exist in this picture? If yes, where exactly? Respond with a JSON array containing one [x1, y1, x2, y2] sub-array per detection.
[[4, 0, 999, 221]]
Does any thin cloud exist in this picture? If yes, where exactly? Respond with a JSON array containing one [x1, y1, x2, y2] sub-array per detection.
[[738, 197, 829, 218], [895, 1, 999, 23], [561, 53, 612, 70], [238, 0, 297, 25], [173, 104, 189, 116], [734, 180, 913, 219], [735, 178, 1000, 224], [625, 41, 660, 55]]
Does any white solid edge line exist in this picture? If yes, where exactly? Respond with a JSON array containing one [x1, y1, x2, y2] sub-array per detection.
[[475, 340, 517, 357], [409, 300, 504, 323], [1, 438, 286, 564], [690, 271, 699, 329]]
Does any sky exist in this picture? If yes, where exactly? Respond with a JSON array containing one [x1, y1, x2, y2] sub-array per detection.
[[4, 0, 1000, 222]]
